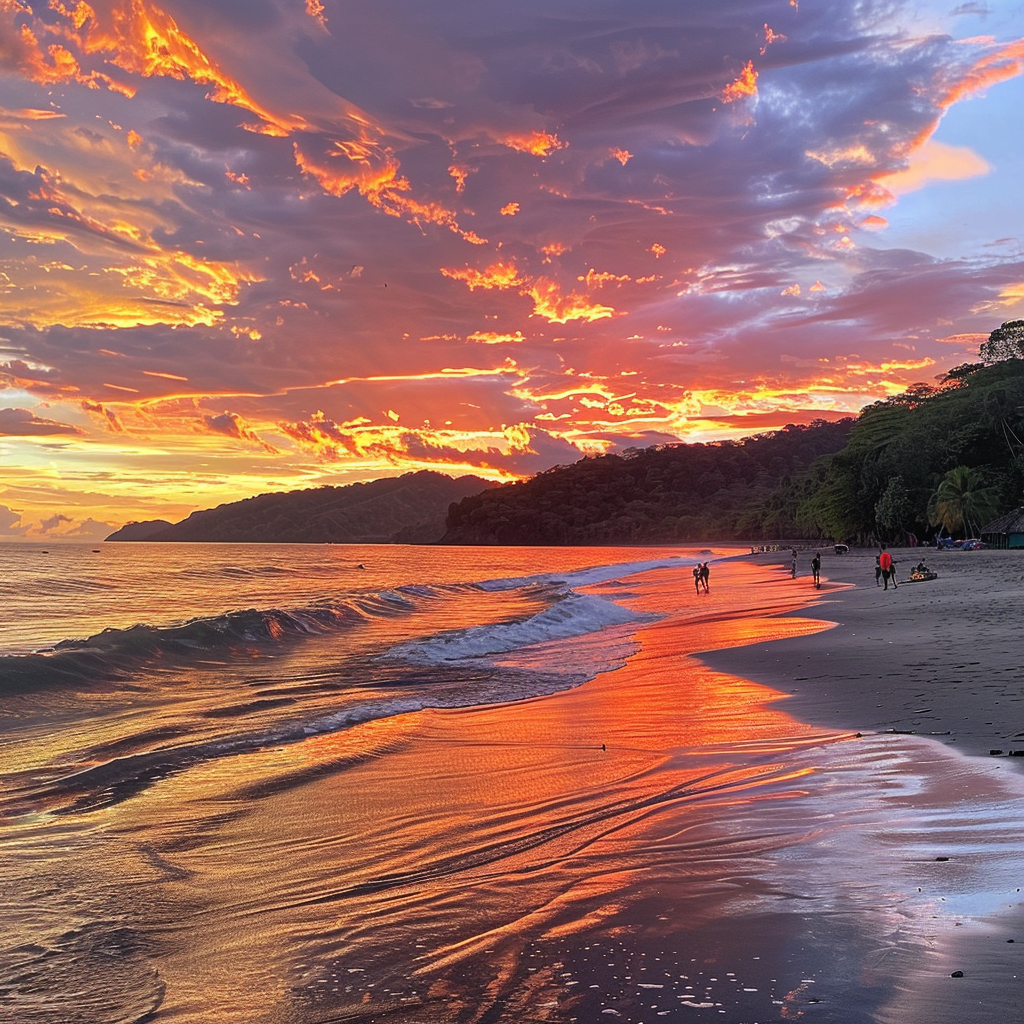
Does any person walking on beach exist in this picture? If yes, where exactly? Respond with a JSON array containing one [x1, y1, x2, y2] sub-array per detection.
[[700, 562, 710, 594], [790, 548, 798, 578], [693, 564, 702, 595], [875, 553, 882, 587], [879, 549, 896, 590], [811, 552, 820, 588]]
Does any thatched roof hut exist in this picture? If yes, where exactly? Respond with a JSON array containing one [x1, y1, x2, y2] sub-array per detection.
[[980, 507, 1024, 549]]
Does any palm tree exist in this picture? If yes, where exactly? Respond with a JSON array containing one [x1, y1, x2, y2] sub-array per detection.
[[927, 466, 1000, 538]]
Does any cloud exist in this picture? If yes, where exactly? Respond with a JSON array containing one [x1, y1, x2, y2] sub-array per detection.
[[202, 410, 277, 451], [0, 407, 84, 436], [879, 140, 989, 195], [40, 513, 74, 533], [0, 503, 27, 537], [0, 0, 1022, 527]]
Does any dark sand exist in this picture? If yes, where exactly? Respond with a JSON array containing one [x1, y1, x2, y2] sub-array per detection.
[[700, 546, 1024, 1023], [702, 546, 1024, 760]]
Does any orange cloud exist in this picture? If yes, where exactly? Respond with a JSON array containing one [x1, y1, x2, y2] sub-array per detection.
[[448, 164, 472, 192], [467, 331, 525, 344], [500, 202, 520, 216], [878, 139, 989, 195], [80, 399, 124, 432], [578, 270, 631, 288], [503, 130, 567, 157], [292, 139, 403, 199], [761, 24, 787, 54], [721, 60, 757, 102], [441, 262, 524, 290], [527, 279, 616, 324], [938, 37, 1024, 111], [806, 144, 876, 168], [540, 242, 570, 261], [859, 215, 888, 230], [305, 0, 326, 28], [74, 0, 302, 135], [609, 147, 632, 166]]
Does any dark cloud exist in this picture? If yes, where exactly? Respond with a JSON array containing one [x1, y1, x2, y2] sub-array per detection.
[[39, 513, 74, 533], [0, 407, 84, 436], [202, 410, 278, 451], [0, 504, 27, 535]]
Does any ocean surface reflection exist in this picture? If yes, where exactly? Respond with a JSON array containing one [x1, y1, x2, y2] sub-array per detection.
[[1, 548, 1022, 1023]]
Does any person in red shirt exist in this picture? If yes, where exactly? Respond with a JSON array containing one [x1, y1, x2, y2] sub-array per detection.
[[878, 549, 896, 590]]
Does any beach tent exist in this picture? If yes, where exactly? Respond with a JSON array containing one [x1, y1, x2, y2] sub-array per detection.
[[980, 507, 1024, 549]]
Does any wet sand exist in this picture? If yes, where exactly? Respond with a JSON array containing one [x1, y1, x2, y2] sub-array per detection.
[[132, 554, 1024, 1023], [701, 546, 1024, 1023], [702, 546, 1024, 761]]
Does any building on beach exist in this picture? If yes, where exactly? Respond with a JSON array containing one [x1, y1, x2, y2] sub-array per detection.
[[980, 507, 1024, 549]]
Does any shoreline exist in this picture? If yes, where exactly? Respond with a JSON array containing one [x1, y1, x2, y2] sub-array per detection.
[[701, 546, 1024, 764]]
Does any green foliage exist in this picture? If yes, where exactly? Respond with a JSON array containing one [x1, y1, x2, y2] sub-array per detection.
[[143, 471, 490, 543], [444, 355, 1024, 546], [796, 358, 1024, 542], [874, 475, 912, 542], [927, 466, 1001, 538], [444, 421, 854, 544]]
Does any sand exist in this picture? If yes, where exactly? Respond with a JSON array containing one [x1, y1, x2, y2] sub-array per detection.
[[698, 546, 1024, 1024], [702, 546, 1024, 761]]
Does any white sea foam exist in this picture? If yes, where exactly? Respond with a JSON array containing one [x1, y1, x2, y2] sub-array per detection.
[[388, 590, 658, 668], [476, 555, 688, 593]]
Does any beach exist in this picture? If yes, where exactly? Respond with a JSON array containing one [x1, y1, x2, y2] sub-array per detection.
[[2, 543, 1023, 1024], [701, 546, 1024, 1023], [704, 546, 1024, 762]]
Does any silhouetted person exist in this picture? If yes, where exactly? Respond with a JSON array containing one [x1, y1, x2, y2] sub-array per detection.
[[791, 549, 798, 578], [811, 552, 821, 588], [693, 564, 702, 595], [875, 554, 882, 587], [700, 562, 710, 593]]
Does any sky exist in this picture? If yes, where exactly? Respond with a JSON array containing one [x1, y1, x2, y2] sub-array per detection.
[[1, 0, 1023, 541]]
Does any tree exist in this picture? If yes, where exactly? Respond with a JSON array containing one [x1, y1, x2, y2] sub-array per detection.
[[874, 475, 912, 542], [926, 466, 1000, 538], [980, 320, 1024, 364]]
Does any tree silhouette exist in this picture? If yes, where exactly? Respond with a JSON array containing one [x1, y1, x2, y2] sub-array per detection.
[[927, 466, 1000, 538]]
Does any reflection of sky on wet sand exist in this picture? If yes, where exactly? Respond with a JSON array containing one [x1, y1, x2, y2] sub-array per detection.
[[3, 557, 1023, 1022], [175, 562, 1024, 1022]]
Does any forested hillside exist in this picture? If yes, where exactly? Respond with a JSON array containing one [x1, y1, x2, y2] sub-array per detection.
[[443, 357, 1024, 546], [110, 471, 490, 544], [796, 358, 1024, 543], [442, 420, 854, 544]]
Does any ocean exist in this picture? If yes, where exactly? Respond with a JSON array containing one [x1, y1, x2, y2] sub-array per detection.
[[2, 543, 1023, 1024]]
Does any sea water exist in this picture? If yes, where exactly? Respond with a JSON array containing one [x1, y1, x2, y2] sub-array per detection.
[[1, 543, 1023, 1024]]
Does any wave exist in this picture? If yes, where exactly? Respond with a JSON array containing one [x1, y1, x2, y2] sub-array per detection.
[[476, 554, 691, 592], [0, 557, 680, 692], [0, 585, 454, 692], [388, 590, 657, 666], [1, 568, 667, 816], [5, 659, 597, 817]]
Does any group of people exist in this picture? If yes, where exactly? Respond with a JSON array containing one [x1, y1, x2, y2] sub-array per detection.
[[692, 561, 711, 594], [790, 548, 822, 587]]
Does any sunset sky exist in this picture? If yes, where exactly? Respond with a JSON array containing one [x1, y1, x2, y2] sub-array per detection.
[[2, 0, 1023, 540]]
